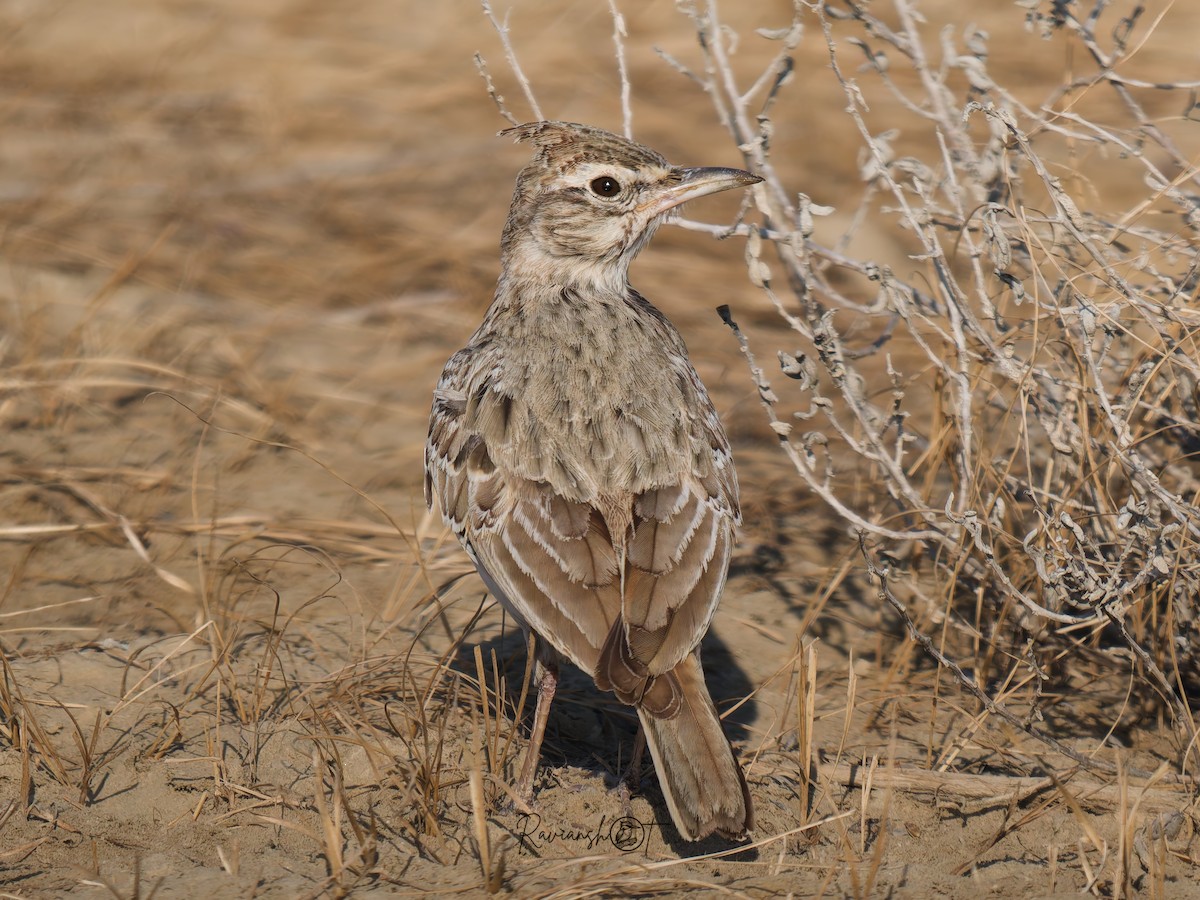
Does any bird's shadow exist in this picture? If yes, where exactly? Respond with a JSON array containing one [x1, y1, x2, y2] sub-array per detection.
[[449, 619, 756, 850]]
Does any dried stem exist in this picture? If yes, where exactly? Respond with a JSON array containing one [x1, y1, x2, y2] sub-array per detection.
[[675, 0, 1200, 770]]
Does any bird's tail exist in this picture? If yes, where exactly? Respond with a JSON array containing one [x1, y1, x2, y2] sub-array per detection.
[[635, 652, 752, 841]]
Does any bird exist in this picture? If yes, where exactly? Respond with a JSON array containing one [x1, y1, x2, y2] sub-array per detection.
[[425, 120, 759, 841]]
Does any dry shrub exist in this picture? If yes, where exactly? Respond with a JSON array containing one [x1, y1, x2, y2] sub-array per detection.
[[636, 0, 1200, 774]]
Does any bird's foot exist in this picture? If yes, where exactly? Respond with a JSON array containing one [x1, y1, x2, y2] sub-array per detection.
[[611, 725, 646, 819], [509, 766, 538, 816], [509, 791, 535, 817], [615, 775, 635, 820]]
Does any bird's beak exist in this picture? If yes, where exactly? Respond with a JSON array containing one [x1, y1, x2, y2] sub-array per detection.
[[639, 166, 762, 218]]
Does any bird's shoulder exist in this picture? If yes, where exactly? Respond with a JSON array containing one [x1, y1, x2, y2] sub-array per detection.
[[426, 286, 737, 515]]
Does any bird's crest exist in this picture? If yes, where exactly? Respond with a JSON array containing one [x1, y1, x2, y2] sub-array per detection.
[[500, 121, 668, 173]]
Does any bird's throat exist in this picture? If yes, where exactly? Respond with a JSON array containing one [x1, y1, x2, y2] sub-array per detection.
[[499, 236, 639, 300]]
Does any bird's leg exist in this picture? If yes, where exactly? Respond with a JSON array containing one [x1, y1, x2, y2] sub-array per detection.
[[514, 653, 558, 810], [627, 724, 646, 786], [615, 723, 647, 818]]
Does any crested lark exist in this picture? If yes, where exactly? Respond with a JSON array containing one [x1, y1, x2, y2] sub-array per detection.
[[425, 121, 759, 841]]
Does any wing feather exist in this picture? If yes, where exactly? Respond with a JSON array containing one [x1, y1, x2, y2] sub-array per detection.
[[427, 338, 739, 692]]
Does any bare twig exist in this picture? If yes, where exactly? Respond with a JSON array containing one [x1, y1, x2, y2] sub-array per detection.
[[608, 0, 633, 138], [480, 0, 544, 122]]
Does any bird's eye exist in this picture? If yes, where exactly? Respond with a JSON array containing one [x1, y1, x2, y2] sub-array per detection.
[[589, 176, 621, 198]]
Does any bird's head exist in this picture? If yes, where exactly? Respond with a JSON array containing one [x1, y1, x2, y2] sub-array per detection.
[[498, 121, 761, 293]]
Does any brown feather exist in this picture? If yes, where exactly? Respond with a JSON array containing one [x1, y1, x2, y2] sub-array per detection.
[[638, 653, 752, 841], [628, 489, 704, 574]]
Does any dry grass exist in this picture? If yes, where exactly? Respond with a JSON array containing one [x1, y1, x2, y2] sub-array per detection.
[[2, 0, 1199, 896]]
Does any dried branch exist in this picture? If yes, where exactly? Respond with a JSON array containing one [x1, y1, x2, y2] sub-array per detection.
[[674, 0, 1200, 766], [608, 0, 633, 138], [480, 0, 543, 122]]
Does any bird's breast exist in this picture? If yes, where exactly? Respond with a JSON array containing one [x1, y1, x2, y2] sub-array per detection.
[[468, 287, 715, 500]]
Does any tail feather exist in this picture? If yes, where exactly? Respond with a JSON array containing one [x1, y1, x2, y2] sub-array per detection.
[[636, 653, 752, 841]]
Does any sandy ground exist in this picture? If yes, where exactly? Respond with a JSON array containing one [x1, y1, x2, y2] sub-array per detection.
[[2, 0, 1199, 896]]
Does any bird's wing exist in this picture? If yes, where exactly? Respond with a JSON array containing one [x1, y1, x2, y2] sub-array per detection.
[[427, 349, 739, 689], [595, 395, 739, 704], [426, 369, 622, 672]]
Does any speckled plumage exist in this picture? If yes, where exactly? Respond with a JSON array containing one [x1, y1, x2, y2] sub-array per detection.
[[425, 121, 759, 841]]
